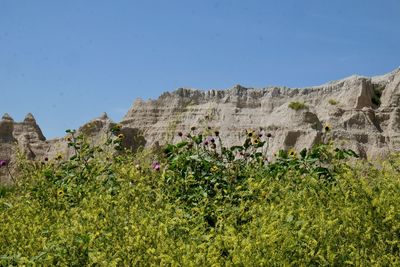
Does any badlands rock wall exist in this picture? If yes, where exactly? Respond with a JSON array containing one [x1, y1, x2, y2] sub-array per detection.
[[1, 68, 400, 183], [121, 68, 400, 158], [0, 113, 114, 183]]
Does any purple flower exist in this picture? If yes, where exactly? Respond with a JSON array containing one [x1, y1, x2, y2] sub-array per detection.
[[0, 160, 7, 167], [204, 136, 214, 146], [152, 161, 161, 171]]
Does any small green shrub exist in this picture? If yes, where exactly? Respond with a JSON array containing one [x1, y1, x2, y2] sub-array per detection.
[[288, 101, 308, 110], [372, 84, 385, 107], [0, 185, 14, 198], [328, 99, 338, 105]]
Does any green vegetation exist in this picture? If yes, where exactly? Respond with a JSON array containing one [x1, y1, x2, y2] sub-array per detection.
[[1, 126, 400, 265], [288, 101, 308, 111], [328, 99, 339, 105], [372, 84, 385, 107]]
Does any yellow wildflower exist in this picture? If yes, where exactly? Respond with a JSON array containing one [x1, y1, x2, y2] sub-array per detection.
[[251, 138, 260, 145], [324, 124, 332, 132], [246, 129, 254, 138], [288, 149, 297, 157], [57, 189, 64, 198], [210, 165, 219, 173]]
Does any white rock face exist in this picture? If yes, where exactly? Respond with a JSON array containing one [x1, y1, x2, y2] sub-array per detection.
[[0, 113, 114, 183], [121, 68, 400, 159], [1, 68, 400, 182]]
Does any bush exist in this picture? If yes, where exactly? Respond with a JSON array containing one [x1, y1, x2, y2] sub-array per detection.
[[328, 99, 338, 105], [0, 185, 14, 198], [288, 101, 308, 111], [372, 84, 385, 107], [0, 127, 399, 266]]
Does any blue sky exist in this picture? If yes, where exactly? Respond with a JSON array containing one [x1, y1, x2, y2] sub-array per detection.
[[1, 0, 399, 138]]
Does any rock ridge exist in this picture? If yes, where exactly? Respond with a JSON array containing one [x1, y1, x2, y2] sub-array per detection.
[[1, 68, 400, 183]]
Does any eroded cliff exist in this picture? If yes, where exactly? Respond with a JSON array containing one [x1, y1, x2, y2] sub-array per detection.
[[121, 68, 400, 159], [1, 68, 400, 183]]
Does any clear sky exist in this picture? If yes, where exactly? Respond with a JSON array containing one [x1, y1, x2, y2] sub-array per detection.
[[1, 0, 399, 138]]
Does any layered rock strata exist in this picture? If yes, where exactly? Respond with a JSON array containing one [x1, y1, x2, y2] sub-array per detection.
[[121, 68, 400, 159], [1, 68, 400, 183], [0, 113, 114, 183]]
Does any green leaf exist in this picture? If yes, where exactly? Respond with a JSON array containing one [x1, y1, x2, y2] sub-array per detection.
[[193, 134, 203, 145], [230, 146, 243, 152], [189, 155, 202, 161], [176, 141, 188, 149], [163, 144, 175, 157], [300, 148, 307, 159], [243, 138, 251, 149], [1, 202, 13, 209], [254, 141, 266, 148], [253, 152, 263, 158]]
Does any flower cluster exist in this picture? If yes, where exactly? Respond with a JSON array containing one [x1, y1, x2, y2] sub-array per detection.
[[110, 124, 122, 134], [246, 129, 272, 144]]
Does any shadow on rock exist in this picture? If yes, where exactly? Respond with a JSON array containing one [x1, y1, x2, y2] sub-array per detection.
[[120, 128, 147, 153]]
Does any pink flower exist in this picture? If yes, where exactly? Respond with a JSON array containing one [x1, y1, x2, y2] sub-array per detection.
[[152, 161, 161, 171], [0, 160, 7, 167]]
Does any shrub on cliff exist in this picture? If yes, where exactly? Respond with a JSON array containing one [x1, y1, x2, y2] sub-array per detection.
[[289, 101, 308, 110]]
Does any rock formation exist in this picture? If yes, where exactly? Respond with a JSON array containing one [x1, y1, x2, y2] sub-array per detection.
[[0, 113, 114, 183], [1, 68, 400, 183], [121, 68, 400, 159]]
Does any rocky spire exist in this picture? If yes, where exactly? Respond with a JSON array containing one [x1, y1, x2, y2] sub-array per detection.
[[1, 113, 14, 122], [0, 114, 15, 143], [23, 113, 37, 124], [98, 112, 109, 120]]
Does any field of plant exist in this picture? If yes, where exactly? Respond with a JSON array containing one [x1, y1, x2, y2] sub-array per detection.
[[1, 126, 400, 266]]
